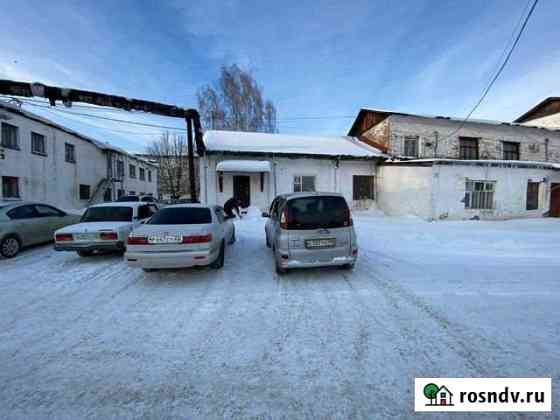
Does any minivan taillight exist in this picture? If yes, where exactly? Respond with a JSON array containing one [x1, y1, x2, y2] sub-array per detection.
[[280, 207, 289, 229], [128, 236, 148, 245], [99, 232, 118, 241], [182, 234, 212, 244], [55, 233, 73, 242], [344, 208, 353, 227]]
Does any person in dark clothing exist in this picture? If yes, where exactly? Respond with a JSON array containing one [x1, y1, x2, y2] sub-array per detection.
[[224, 197, 242, 219]]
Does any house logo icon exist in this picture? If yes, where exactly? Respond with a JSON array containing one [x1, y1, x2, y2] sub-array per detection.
[[423, 383, 454, 406]]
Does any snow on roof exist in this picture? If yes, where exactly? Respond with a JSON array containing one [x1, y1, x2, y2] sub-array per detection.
[[0, 96, 187, 158], [203, 130, 384, 158], [216, 160, 272, 172]]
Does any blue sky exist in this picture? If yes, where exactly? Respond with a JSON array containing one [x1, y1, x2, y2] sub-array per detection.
[[1, 0, 559, 150]]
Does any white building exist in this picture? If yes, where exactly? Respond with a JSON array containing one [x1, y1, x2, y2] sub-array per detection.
[[0, 102, 158, 209], [349, 106, 560, 220], [198, 130, 385, 211]]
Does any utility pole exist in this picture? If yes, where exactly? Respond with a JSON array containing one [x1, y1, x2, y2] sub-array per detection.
[[0, 80, 204, 201]]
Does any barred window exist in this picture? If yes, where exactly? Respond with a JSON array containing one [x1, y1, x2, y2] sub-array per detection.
[[79, 184, 91, 200], [459, 137, 479, 160], [403, 136, 419, 157], [526, 182, 540, 210], [465, 180, 495, 210], [293, 175, 315, 192], [353, 175, 375, 200], [1, 123, 19, 150], [503, 141, 520, 160], [31, 132, 46, 155]]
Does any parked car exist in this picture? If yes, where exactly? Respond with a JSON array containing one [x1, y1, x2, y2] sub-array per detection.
[[116, 195, 158, 204], [53, 202, 158, 257], [0, 202, 82, 258], [125, 204, 235, 271], [263, 192, 358, 274]]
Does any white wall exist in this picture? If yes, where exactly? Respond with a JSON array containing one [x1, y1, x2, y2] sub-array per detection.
[[200, 154, 378, 211], [376, 165, 434, 219], [432, 164, 553, 220], [1, 111, 107, 209], [376, 163, 557, 220], [0, 110, 158, 208]]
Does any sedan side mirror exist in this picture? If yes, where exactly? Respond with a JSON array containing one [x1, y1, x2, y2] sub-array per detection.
[[261, 212, 270, 218]]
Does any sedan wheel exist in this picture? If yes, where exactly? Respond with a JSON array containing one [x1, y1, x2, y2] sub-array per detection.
[[1, 236, 21, 258]]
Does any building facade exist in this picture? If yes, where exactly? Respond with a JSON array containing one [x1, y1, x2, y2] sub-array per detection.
[[198, 130, 383, 211], [349, 107, 560, 220], [0, 103, 158, 209]]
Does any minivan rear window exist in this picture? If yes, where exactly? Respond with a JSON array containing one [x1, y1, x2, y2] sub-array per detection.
[[148, 207, 212, 225], [286, 196, 350, 229]]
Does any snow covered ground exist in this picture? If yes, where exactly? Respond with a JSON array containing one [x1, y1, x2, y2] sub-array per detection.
[[1, 214, 559, 418]]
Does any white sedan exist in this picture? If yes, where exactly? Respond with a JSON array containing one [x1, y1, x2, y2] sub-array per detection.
[[125, 204, 235, 271], [54, 202, 157, 257]]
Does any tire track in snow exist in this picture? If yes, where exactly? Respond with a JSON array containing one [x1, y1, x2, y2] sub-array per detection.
[[356, 249, 514, 377]]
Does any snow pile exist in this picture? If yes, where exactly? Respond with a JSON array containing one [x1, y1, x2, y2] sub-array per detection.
[[240, 206, 263, 220], [204, 130, 384, 157]]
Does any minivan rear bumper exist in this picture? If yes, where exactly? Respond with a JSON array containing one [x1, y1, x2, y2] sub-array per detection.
[[278, 253, 357, 269]]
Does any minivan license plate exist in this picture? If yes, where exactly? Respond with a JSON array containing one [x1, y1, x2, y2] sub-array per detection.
[[305, 238, 336, 249]]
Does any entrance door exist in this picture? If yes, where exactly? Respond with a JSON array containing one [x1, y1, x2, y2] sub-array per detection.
[[234, 175, 251, 208], [550, 183, 560, 217]]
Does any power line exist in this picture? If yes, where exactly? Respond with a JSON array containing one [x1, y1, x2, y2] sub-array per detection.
[[438, 0, 539, 142]]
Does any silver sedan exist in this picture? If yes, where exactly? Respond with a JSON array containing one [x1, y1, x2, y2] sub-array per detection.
[[0, 201, 81, 258]]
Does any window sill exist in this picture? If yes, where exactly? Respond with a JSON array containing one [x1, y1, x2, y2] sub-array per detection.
[[66, 160, 76, 164], [32, 151, 48, 157], [1, 197, 21, 201], [2, 146, 20, 151]]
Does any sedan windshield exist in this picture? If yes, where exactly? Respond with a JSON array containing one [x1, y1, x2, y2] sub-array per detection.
[[148, 207, 211, 225], [81, 206, 133, 222]]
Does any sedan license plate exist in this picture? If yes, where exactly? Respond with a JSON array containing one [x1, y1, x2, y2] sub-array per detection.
[[305, 238, 336, 249], [74, 233, 97, 241], [148, 234, 182, 244]]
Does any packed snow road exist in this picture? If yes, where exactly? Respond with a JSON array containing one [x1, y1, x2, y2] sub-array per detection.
[[1, 214, 559, 418]]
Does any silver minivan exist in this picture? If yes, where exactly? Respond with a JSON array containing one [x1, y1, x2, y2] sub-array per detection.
[[263, 192, 358, 274]]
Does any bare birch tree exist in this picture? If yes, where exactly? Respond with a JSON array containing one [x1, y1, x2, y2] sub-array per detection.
[[197, 64, 278, 133]]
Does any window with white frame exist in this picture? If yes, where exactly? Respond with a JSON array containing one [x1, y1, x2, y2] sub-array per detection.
[[65, 143, 76, 163], [353, 175, 375, 200], [1, 123, 19, 150], [139, 167, 145, 181], [129, 164, 136, 178], [465, 180, 495, 210], [403, 136, 419, 157], [2, 176, 20, 198], [293, 175, 315, 192], [31, 132, 46, 156]]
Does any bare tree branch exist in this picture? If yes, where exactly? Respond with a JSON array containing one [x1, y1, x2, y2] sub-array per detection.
[[197, 64, 278, 133]]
